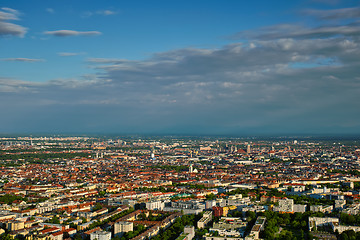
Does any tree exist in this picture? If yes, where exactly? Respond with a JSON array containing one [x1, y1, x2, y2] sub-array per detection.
[[246, 211, 256, 222], [49, 215, 60, 224]]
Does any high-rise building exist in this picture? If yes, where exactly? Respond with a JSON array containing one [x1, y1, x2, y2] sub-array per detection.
[[277, 198, 294, 213], [114, 221, 133, 236]]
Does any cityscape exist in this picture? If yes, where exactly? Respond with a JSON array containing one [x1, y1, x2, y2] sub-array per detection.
[[0, 135, 360, 239], [1, 0, 360, 239]]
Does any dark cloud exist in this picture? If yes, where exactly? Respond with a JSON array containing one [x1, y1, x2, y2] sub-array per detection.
[[44, 30, 101, 37], [302, 7, 360, 20], [232, 23, 360, 40], [2, 58, 44, 62], [0, 7, 27, 37]]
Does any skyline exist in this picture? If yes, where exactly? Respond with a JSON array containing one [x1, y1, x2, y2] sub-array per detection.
[[1, 0, 360, 135]]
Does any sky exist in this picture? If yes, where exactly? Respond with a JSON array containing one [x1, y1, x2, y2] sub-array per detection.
[[0, 0, 360, 135]]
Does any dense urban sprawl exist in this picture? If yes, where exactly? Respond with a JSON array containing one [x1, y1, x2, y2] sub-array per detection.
[[1, 136, 360, 240]]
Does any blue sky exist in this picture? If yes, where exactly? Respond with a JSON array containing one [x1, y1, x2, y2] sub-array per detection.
[[1, 0, 360, 135]]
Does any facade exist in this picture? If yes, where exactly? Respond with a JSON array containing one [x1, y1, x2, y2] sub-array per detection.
[[50, 232, 63, 240], [332, 222, 360, 234], [335, 199, 346, 209], [277, 199, 294, 213], [213, 206, 223, 217], [145, 201, 164, 210], [164, 200, 205, 214], [114, 221, 133, 236], [176, 226, 195, 240], [310, 205, 333, 213], [248, 216, 266, 240], [7, 220, 24, 231], [213, 217, 247, 231], [197, 211, 212, 229], [205, 200, 216, 209], [90, 230, 111, 240], [293, 204, 307, 213], [308, 217, 339, 231], [208, 217, 248, 239]]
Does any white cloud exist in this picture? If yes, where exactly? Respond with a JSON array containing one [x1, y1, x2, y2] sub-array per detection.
[[57, 52, 84, 57], [0, 7, 27, 37], [44, 30, 102, 37], [46, 8, 54, 14], [97, 10, 117, 16], [82, 9, 118, 17]]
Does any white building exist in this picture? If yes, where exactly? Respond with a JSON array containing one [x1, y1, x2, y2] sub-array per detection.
[[176, 226, 195, 240], [332, 222, 360, 234], [335, 199, 346, 209], [146, 200, 165, 210], [293, 204, 307, 213], [198, 211, 212, 229], [308, 217, 339, 231], [90, 231, 111, 240], [277, 199, 293, 212], [205, 200, 216, 209], [310, 205, 333, 213], [114, 221, 133, 236]]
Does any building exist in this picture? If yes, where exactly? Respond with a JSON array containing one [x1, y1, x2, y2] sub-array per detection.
[[335, 200, 346, 210], [146, 201, 164, 210], [293, 204, 307, 213], [197, 211, 212, 229], [50, 231, 63, 240], [308, 217, 339, 231], [114, 221, 133, 236], [7, 220, 24, 231], [213, 206, 224, 217], [206, 216, 248, 240], [332, 222, 360, 234], [205, 200, 216, 209], [164, 200, 205, 214], [247, 216, 266, 240], [277, 198, 293, 213], [90, 230, 111, 240], [213, 217, 247, 231], [310, 205, 333, 213], [274, 198, 305, 213], [176, 226, 195, 240]]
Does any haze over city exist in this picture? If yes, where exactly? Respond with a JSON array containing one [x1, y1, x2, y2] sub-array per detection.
[[1, 0, 360, 135]]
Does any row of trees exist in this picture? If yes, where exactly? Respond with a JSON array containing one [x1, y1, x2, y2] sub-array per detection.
[[150, 165, 189, 172], [115, 224, 146, 240], [338, 230, 360, 240], [340, 213, 360, 226], [85, 207, 135, 231], [0, 152, 89, 161], [0, 194, 28, 204], [150, 214, 201, 240], [252, 210, 339, 240]]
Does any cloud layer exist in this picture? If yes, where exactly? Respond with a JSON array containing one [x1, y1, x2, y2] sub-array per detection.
[[1, 6, 360, 134], [0, 7, 27, 37]]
